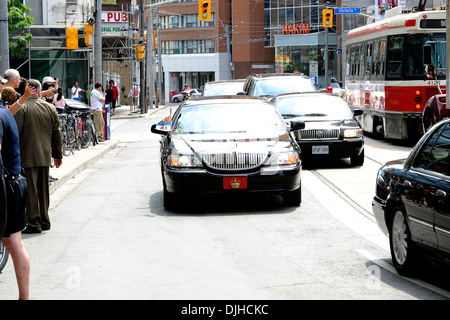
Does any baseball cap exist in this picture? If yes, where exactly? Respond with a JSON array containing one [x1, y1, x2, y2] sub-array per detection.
[[42, 76, 56, 84]]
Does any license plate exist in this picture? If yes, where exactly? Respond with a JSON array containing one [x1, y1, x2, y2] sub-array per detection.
[[312, 145, 329, 154], [223, 177, 248, 190]]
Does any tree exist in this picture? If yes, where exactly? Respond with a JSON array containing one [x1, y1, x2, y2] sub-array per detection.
[[8, 0, 34, 56]]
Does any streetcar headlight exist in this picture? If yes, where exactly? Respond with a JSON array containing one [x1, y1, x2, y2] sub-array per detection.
[[343, 128, 363, 138]]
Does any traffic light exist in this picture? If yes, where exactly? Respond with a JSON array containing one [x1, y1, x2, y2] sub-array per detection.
[[66, 26, 79, 50], [322, 9, 333, 28], [84, 23, 93, 46], [198, 0, 211, 21], [153, 30, 157, 50], [137, 45, 145, 61]]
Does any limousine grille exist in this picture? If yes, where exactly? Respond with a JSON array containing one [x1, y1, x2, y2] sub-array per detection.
[[202, 152, 267, 170]]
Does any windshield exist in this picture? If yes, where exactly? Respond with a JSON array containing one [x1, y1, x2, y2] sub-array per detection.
[[173, 103, 286, 134], [203, 82, 245, 96], [253, 77, 316, 97], [275, 95, 353, 118], [405, 34, 446, 78]]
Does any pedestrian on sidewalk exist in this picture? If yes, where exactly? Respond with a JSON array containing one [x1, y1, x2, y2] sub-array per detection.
[[14, 79, 63, 234], [109, 80, 119, 116], [2, 69, 36, 115], [105, 84, 113, 111], [71, 81, 86, 101], [52, 87, 65, 114], [0, 94, 31, 300], [90, 82, 106, 141]]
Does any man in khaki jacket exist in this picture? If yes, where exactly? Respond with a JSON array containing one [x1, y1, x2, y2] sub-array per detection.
[[14, 79, 63, 233]]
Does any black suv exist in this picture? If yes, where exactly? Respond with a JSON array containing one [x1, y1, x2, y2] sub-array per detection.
[[239, 73, 316, 99]]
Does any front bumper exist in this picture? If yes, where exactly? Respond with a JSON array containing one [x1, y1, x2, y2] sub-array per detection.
[[372, 195, 389, 236], [298, 139, 364, 158], [164, 165, 301, 195]]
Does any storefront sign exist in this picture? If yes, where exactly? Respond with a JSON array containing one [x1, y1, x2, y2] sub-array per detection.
[[102, 12, 128, 23], [282, 24, 310, 35]]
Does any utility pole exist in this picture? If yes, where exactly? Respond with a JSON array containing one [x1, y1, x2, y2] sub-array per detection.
[[156, 6, 164, 105], [225, 25, 232, 80], [146, 7, 155, 109], [139, 0, 146, 113], [94, 0, 102, 84], [0, 0, 9, 73]]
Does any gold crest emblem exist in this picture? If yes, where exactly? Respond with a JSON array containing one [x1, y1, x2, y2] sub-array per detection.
[[230, 178, 241, 189]]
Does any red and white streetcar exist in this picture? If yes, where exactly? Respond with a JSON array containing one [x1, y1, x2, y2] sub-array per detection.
[[345, 6, 446, 140]]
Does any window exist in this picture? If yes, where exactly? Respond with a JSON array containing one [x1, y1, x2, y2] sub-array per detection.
[[162, 40, 215, 54], [426, 124, 450, 176], [387, 36, 404, 79], [186, 14, 198, 28], [413, 124, 450, 176]]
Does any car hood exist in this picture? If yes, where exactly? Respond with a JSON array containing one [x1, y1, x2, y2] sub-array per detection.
[[170, 132, 292, 155]]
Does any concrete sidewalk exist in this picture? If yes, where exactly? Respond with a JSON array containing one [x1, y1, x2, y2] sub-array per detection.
[[49, 104, 166, 194]]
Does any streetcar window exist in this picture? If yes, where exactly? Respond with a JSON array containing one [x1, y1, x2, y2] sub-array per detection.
[[365, 43, 372, 77], [359, 45, 364, 77], [406, 37, 426, 76], [387, 37, 404, 79], [372, 41, 379, 77], [379, 40, 386, 78]]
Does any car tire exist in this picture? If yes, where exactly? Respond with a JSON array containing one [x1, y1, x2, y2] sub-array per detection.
[[282, 185, 301, 206], [389, 206, 419, 276], [173, 97, 179, 103], [350, 149, 364, 166]]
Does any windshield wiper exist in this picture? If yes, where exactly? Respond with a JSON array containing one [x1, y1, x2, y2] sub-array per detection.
[[303, 113, 327, 117], [281, 114, 300, 118]]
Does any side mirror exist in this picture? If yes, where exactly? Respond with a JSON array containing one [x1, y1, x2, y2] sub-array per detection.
[[289, 120, 305, 132], [353, 109, 363, 116], [151, 124, 169, 135], [236, 91, 246, 95]]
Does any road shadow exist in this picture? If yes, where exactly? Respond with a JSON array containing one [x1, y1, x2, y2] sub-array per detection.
[[301, 156, 353, 170], [149, 190, 299, 216], [364, 131, 419, 148]]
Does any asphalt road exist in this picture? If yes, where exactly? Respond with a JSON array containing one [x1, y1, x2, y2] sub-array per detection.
[[0, 106, 449, 302]]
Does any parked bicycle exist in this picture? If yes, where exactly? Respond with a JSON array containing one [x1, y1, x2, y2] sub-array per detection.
[[59, 113, 73, 157], [0, 242, 8, 273]]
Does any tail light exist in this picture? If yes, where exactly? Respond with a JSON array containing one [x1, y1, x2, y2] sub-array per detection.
[[414, 89, 422, 110]]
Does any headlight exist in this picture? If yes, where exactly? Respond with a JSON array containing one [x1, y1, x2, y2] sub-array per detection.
[[267, 151, 300, 166], [343, 128, 363, 138], [376, 170, 388, 189], [167, 152, 202, 168]]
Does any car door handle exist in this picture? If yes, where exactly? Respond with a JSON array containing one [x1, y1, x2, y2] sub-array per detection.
[[436, 189, 447, 198]]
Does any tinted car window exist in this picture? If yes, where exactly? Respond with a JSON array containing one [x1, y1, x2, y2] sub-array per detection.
[[426, 124, 450, 175], [173, 103, 286, 134], [413, 126, 443, 169], [275, 95, 353, 118], [253, 78, 315, 97]]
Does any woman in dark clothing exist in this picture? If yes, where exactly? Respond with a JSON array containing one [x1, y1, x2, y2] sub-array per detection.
[[105, 85, 113, 108]]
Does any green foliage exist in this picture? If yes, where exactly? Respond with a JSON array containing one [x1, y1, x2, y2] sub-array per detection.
[[8, 0, 34, 56]]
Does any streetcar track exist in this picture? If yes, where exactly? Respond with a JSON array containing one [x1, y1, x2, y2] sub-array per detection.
[[309, 168, 376, 223], [309, 154, 450, 298]]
